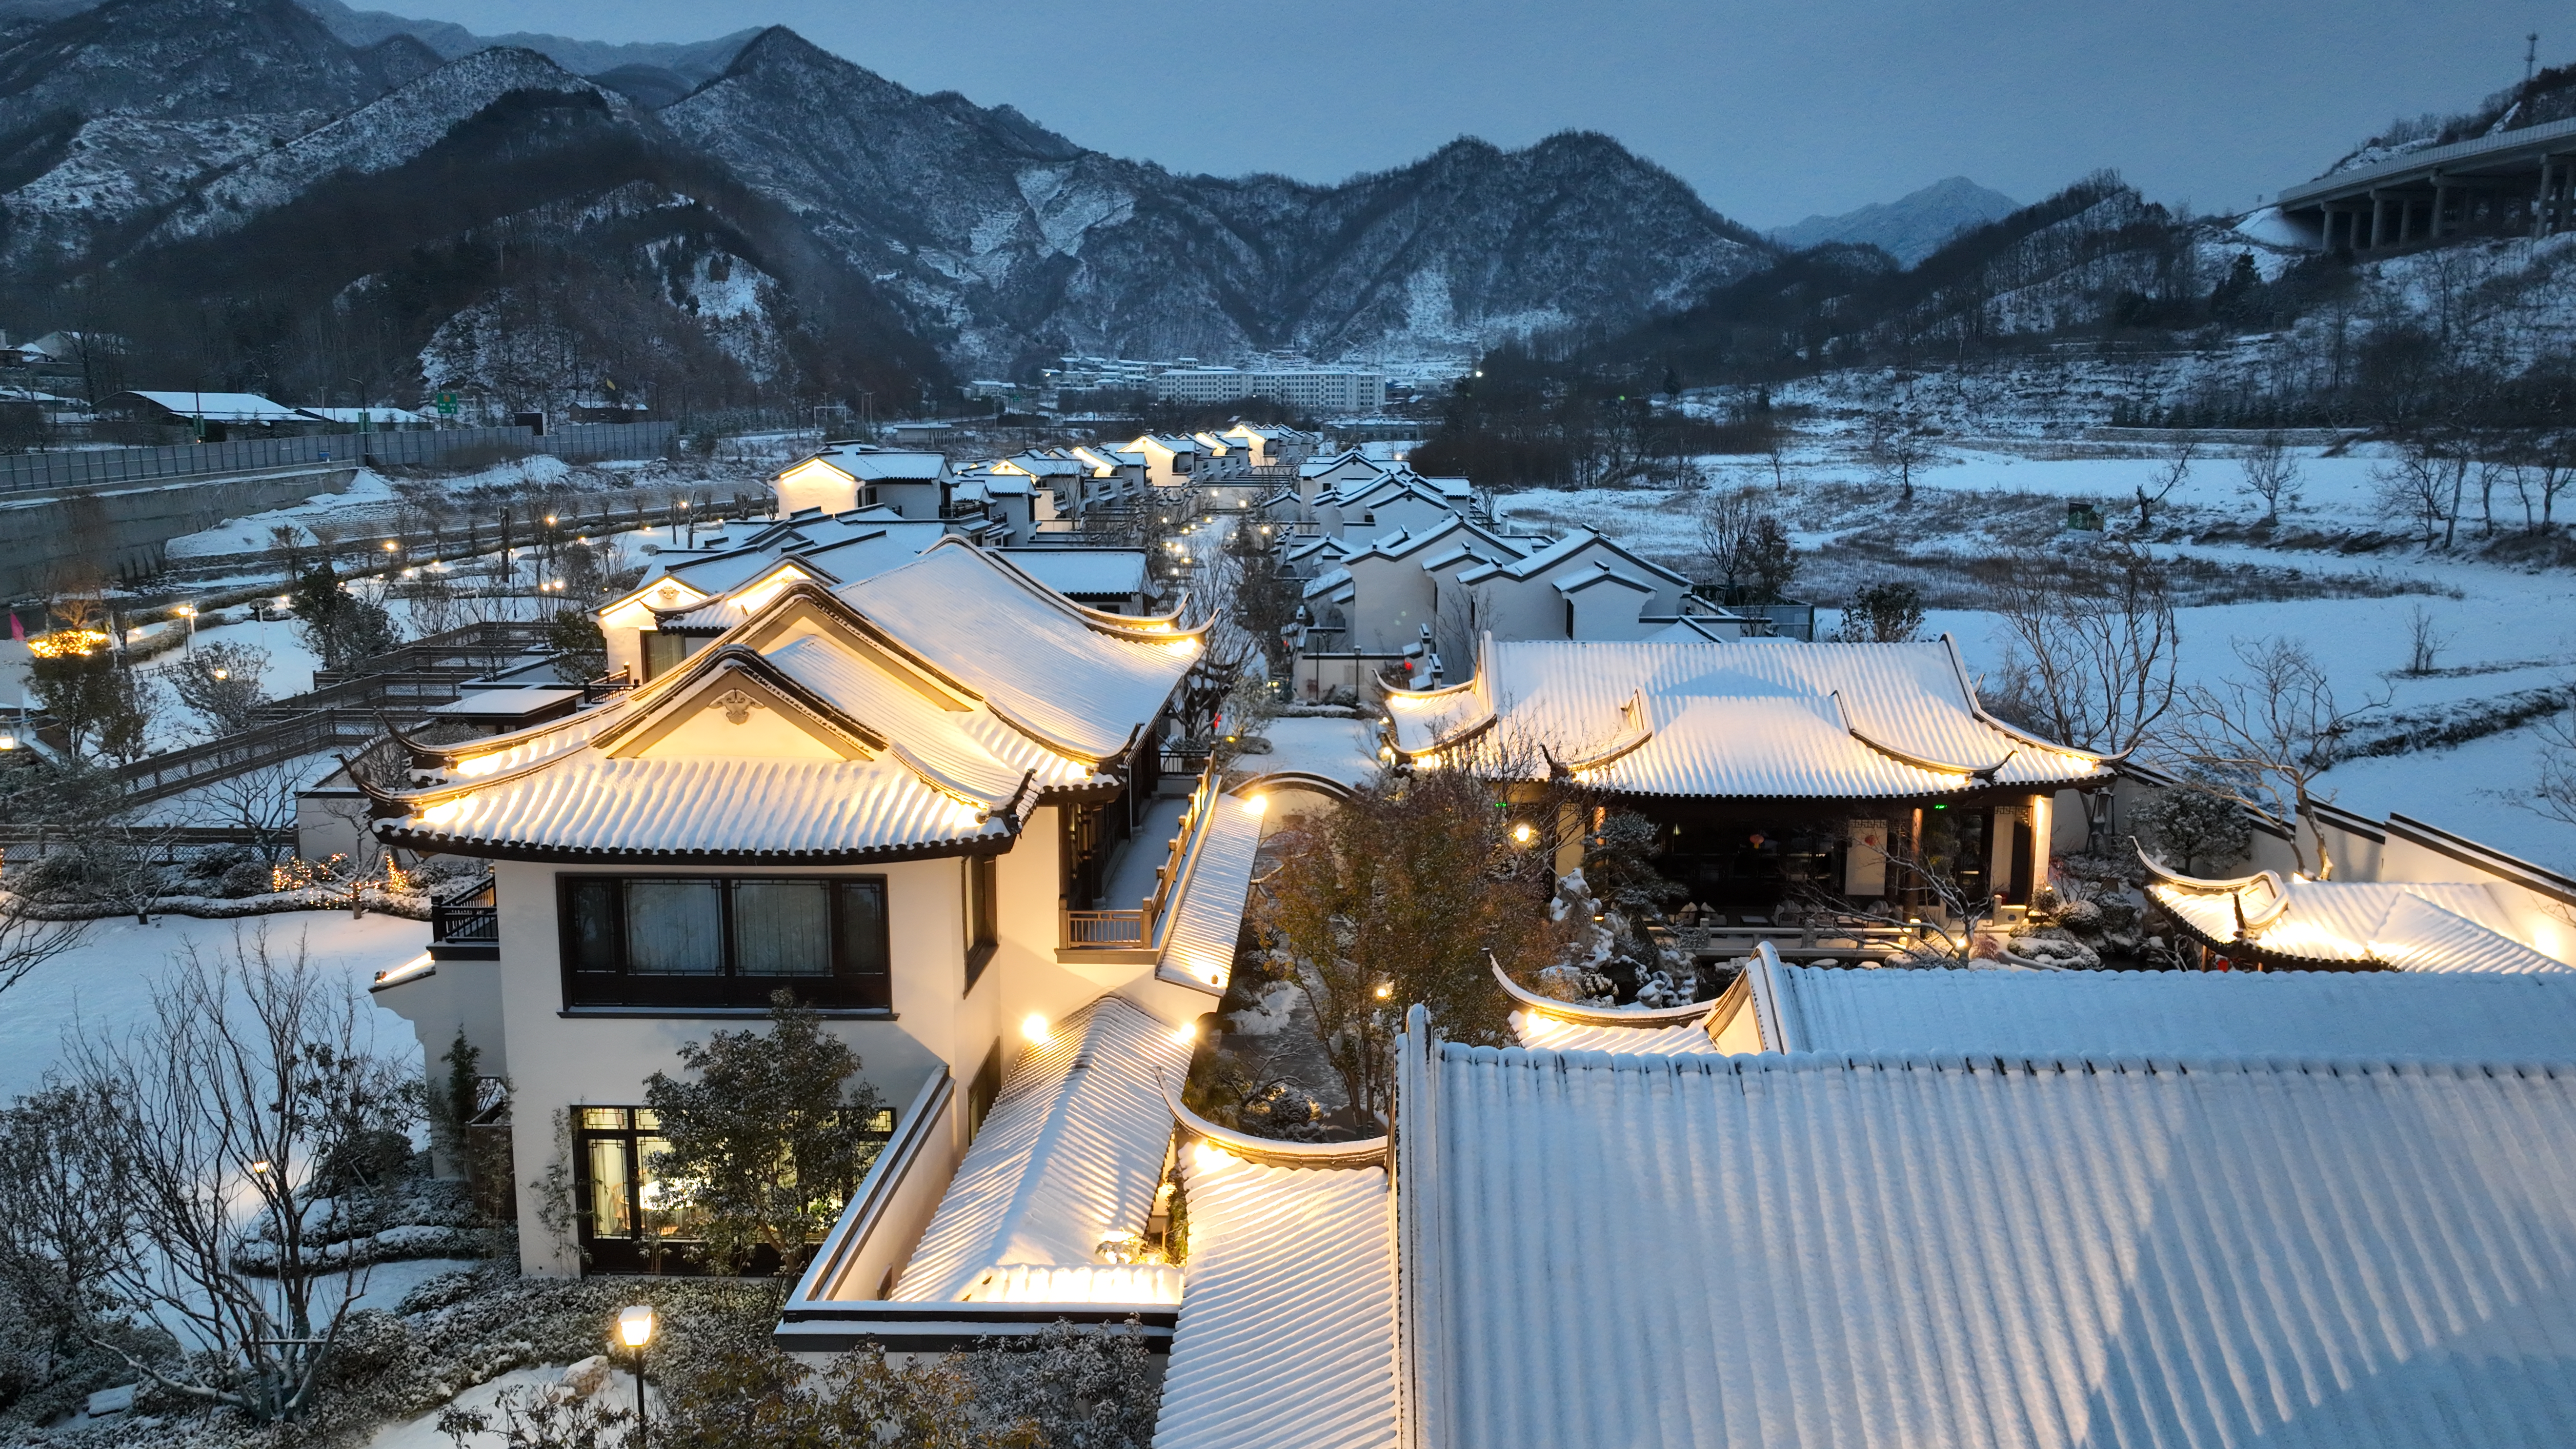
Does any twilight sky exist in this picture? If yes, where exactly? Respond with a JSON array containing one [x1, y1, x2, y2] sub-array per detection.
[[408, 0, 2550, 228]]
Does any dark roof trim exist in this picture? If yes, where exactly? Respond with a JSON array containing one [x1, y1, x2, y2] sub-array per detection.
[[2387, 813, 2576, 906]]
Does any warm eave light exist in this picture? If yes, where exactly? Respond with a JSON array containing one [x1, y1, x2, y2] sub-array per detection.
[[1022, 1013, 1051, 1045], [1241, 795, 1266, 816], [1511, 823, 1536, 845]]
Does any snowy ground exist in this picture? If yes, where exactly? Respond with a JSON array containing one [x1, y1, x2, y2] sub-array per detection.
[[1498, 437, 2576, 875], [0, 911, 429, 1099]]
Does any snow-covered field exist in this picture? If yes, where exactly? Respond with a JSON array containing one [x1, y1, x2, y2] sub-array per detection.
[[1500, 438, 2576, 875], [0, 912, 428, 1100]]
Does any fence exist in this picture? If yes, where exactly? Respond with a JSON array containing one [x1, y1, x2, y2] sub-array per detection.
[[0, 422, 677, 495]]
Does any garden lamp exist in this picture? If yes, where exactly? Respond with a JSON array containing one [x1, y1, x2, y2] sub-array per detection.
[[617, 1305, 655, 1446]]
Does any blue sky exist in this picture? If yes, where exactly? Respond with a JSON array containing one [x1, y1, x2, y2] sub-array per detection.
[[409, 0, 2553, 227]]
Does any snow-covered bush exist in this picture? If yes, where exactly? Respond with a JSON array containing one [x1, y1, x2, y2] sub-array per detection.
[[2006, 931, 2104, 969]]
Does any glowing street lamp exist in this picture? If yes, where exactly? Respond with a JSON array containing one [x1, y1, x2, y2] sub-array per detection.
[[175, 604, 196, 655], [616, 1305, 656, 1446]]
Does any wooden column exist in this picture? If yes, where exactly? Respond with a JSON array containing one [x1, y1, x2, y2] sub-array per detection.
[[2027, 793, 2053, 904]]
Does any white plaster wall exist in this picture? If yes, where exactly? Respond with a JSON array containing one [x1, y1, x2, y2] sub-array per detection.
[[1344, 554, 1436, 653], [777, 464, 859, 515], [1565, 580, 1657, 641], [495, 856, 962, 1276]]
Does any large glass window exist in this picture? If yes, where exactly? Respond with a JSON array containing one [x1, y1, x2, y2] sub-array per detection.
[[558, 875, 891, 1008], [571, 1105, 891, 1275]]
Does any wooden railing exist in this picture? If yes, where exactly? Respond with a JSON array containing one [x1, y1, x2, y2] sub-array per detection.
[[1064, 910, 1147, 946], [1060, 767, 1220, 952]]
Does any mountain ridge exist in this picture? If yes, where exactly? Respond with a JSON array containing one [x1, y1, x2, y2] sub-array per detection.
[[0, 0, 1775, 405], [1768, 176, 2021, 266]]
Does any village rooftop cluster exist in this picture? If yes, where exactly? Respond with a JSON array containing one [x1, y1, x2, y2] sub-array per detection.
[[283, 419, 2576, 1448]]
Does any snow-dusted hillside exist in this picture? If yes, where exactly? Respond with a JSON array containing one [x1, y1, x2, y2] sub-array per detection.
[[147, 45, 627, 244]]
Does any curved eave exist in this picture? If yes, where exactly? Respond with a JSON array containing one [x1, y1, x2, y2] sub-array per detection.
[[2136, 844, 2275, 894], [2152, 906, 2382, 970], [367, 826, 1019, 866], [923, 535, 1208, 642], [1553, 726, 1656, 777], [1161, 1077, 1388, 1168], [1939, 633, 2123, 766], [399, 692, 633, 767], [1489, 955, 1725, 1027], [1230, 769, 1365, 802], [1388, 697, 1496, 759]]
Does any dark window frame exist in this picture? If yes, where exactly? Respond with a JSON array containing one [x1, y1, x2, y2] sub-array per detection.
[[966, 1039, 1003, 1145], [572, 1103, 892, 1275], [964, 853, 998, 990], [557, 873, 891, 1009]]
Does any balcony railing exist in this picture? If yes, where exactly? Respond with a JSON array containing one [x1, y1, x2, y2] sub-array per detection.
[[1060, 767, 1220, 954], [430, 875, 499, 958]]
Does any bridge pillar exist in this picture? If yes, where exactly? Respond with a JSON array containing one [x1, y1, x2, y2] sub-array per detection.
[[2431, 174, 2448, 240], [2370, 193, 2388, 249]]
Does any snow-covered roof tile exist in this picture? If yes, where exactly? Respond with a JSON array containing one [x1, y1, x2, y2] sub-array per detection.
[[893, 998, 1188, 1302], [124, 391, 308, 421], [837, 544, 1198, 763], [1771, 962, 2576, 1057], [1156, 794, 1265, 993], [2147, 868, 2563, 971], [1387, 638, 2109, 798], [1405, 1040, 2576, 1449], [1153, 1149, 1395, 1449], [1510, 1009, 1721, 1055], [379, 755, 1014, 860], [996, 548, 1148, 599]]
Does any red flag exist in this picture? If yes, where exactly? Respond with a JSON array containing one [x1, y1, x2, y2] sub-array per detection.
[[6, 613, 20, 642]]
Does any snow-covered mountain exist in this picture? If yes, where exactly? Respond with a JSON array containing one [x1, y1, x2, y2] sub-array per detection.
[[0, 0, 1773, 390], [661, 29, 1767, 374], [1768, 177, 2022, 266]]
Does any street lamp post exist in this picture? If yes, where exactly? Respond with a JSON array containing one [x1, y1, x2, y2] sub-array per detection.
[[616, 1305, 656, 1447], [176, 604, 196, 655]]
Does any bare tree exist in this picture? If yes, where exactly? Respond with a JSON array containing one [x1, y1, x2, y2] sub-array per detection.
[[0, 887, 89, 997], [2160, 637, 2388, 878], [1695, 487, 1798, 606], [1986, 549, 2178, 754], [2373, 443, 2458, 547], [2507, 431, 2575, 532], [68, 929, 411, 1422], [1864, 410, 1928, 504], [0, 1083, 133, 1376], [2235, 432, 2302, 524], [2133, 439, 2197, 529], [168, 641, 272, 737], [2402, 603, 2452, 677], [188, 761, 304, 861], [2534, 704, 2576, 829]]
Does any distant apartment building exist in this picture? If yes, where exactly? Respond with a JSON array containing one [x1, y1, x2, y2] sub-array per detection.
[[1152, 366, 1386, 414]]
